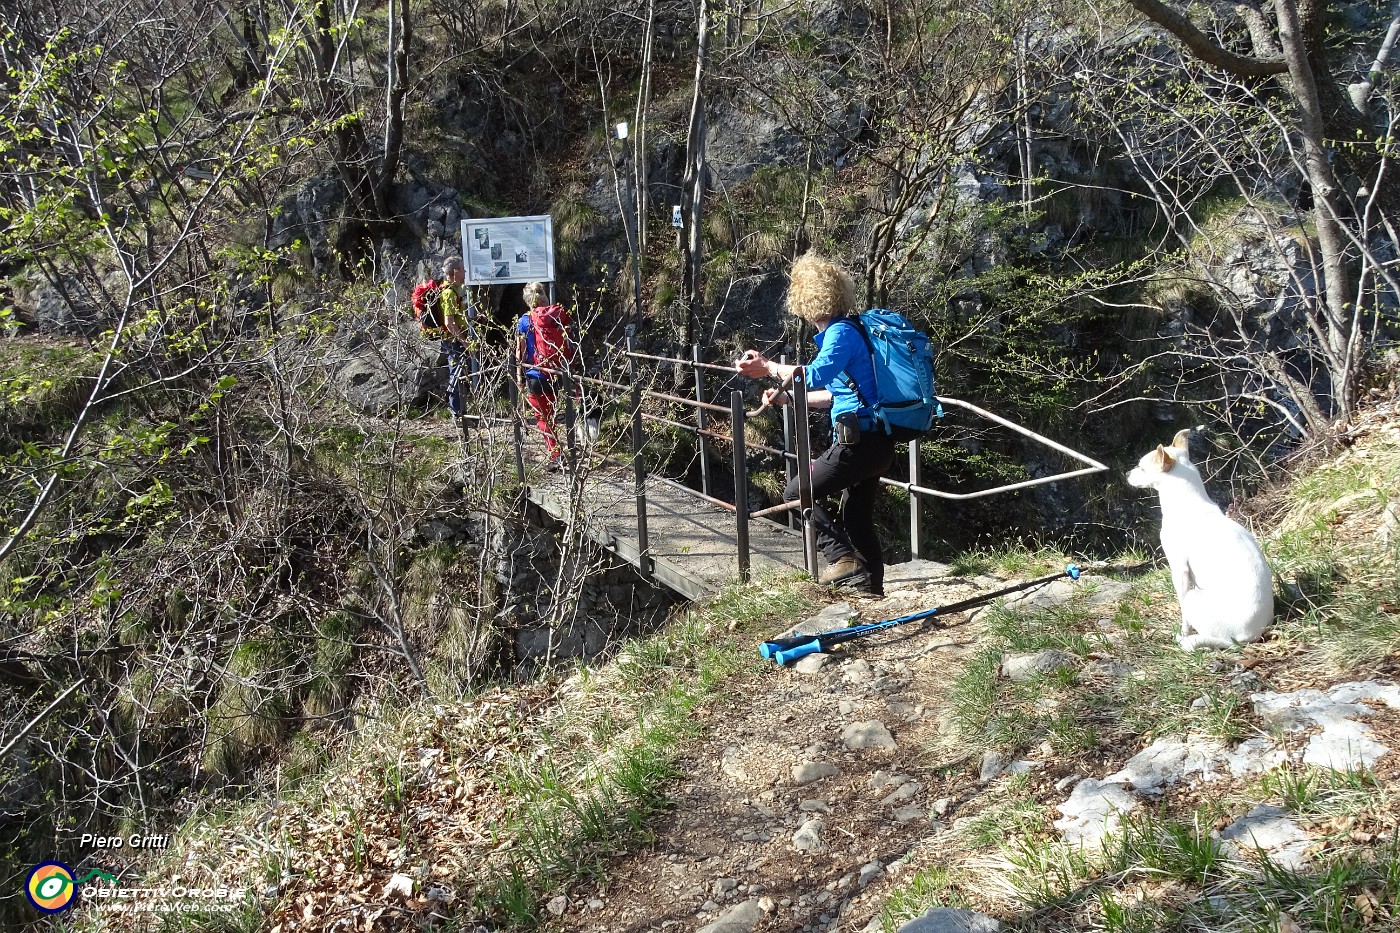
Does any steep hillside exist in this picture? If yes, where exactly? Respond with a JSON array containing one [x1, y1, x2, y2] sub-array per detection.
[[60, 392, 1398, 932], [5, 0, 1399, 927]]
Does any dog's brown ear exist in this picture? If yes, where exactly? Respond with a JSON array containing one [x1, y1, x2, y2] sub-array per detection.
[[1171, 428, 1192, 451], [1154, 444, 1175, 472]]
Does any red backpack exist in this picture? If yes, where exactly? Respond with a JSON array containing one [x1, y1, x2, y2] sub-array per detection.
[[527, 303, 570, 372], [411, 279, 446, 338]]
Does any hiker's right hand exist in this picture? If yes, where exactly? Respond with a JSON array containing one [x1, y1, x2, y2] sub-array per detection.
[[736, 350, 771, 378], [762, 388, 790, 408]]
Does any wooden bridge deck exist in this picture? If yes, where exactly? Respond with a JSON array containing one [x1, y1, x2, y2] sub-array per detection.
[[525, 465, 806, 599]]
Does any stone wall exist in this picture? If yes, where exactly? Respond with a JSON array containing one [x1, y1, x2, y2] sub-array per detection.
[[491, 501, 681, 668]]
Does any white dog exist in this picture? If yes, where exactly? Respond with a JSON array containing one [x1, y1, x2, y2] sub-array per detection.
[[1127, 429, 1274, 651]]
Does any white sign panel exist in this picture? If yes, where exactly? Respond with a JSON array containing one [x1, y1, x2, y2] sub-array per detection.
[[460, 215, 555, 285]]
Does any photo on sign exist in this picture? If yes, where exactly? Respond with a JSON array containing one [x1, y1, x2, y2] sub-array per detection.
[[474, 229, 489, 249], [515, 249, 528, 264], [495, 263, 510, 277], [490, 244, 502, 260]]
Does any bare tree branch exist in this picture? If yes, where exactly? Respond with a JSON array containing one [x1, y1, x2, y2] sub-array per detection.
[[1125, 0, 1288, 76]]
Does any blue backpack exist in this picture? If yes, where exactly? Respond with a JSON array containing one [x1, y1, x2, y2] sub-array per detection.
[[840, 310, 943, 440]]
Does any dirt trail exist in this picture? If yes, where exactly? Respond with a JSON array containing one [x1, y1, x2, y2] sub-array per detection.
[[555, 560, 1017, 933]]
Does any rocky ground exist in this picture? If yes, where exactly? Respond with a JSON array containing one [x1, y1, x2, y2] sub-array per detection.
[[545, 563, 1122, 933], [546, 550, 1400, 933], [308, 396, 1400, 933], [93, 400, 1395, 933]]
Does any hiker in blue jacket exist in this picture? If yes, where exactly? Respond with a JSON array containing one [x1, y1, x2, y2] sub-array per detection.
[[738, 254, 896, 598]]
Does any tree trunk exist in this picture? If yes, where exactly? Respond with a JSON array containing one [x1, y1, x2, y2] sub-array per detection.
[[375, 0, 412, 219], [681, 0, 710, 348], [1275, 0, 1356, 421], [633, 0, 655, 256]]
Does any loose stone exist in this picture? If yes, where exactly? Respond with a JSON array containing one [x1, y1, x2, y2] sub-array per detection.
[[696, 899, 764, 933], [793, 818, 826, 852], [793, 761, 841, 785], [841, 720, 896, 751]]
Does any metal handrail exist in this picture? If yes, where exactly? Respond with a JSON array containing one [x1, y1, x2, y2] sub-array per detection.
[[731, 391, 750, 581], [528, 361, 735, 416], [650, 470, 739, 513], [624, 348, 742, 375], [937, 397, 1109, 471], [644, 388, 732, 416], [522, 363, 628, 396], [641, 412, 789, 459], [625, 331, 651, 578], [880, 466, 1110, 501], [693, 345, 714, 497], [514, 342, 1110, 588], [792, 369, 818, 575], [874, 396, 1109, 502], [751, 500, 800, 519]]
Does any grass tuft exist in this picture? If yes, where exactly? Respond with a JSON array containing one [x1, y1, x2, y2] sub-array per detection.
[[874, 864, 963, 932]]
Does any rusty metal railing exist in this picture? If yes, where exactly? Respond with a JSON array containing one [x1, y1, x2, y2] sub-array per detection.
[[512, 340, 1108, 586]]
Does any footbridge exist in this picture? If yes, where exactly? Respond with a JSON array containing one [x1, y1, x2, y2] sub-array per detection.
[[504, 331, 1109, 599]]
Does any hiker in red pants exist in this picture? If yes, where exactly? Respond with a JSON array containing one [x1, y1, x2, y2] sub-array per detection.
[[515, 282, 571, 468]]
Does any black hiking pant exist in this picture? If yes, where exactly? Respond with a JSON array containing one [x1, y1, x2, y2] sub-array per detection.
[[783, 432, 897, 592]]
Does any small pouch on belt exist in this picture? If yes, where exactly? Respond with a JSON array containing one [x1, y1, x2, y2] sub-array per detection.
[[835, 411, 862, 445]]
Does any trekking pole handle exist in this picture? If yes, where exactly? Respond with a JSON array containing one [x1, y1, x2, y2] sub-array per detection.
[[759, 634, 821, 658], [773, 639, 826, 665]]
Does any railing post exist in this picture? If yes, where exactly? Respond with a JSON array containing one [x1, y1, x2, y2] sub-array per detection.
[[909, 438, 922, 560], [792, 370, 818, 578], [780, 354, 796, 530], [626, 328, 651, 577], [507, 343, 526, 484], [730, 390, 751, 583], [693, 344, 712, 497]]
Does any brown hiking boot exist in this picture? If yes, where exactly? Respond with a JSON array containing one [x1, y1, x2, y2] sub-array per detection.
[[819, 555, 868, 586]]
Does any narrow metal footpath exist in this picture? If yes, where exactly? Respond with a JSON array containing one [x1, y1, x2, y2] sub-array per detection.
[[525, 464, 806, 600]]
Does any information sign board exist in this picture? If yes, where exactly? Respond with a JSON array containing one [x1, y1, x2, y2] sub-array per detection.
[[460, 215, 555, 285]]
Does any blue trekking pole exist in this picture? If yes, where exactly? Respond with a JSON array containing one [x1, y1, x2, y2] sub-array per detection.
[[760, 564, 1081, 665]]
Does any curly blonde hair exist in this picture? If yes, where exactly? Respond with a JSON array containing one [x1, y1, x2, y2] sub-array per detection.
[[522, 282, 550, 308], [786, 254, 857, 325]]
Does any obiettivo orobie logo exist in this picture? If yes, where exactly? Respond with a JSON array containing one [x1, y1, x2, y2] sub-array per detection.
[[25, 862, 77, 913], [24, 863, 121, 914]]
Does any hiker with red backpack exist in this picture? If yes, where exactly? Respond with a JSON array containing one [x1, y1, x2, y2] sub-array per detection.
[[516, 281, 573, 468], [412, 257, 477, 421], [738, 254, 940, 599]]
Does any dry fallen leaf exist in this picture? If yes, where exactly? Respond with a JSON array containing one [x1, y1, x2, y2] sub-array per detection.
[[1276, 911, 1307, 933], [1356, 890, 1380, 925], [382, 872, 415, 900]]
